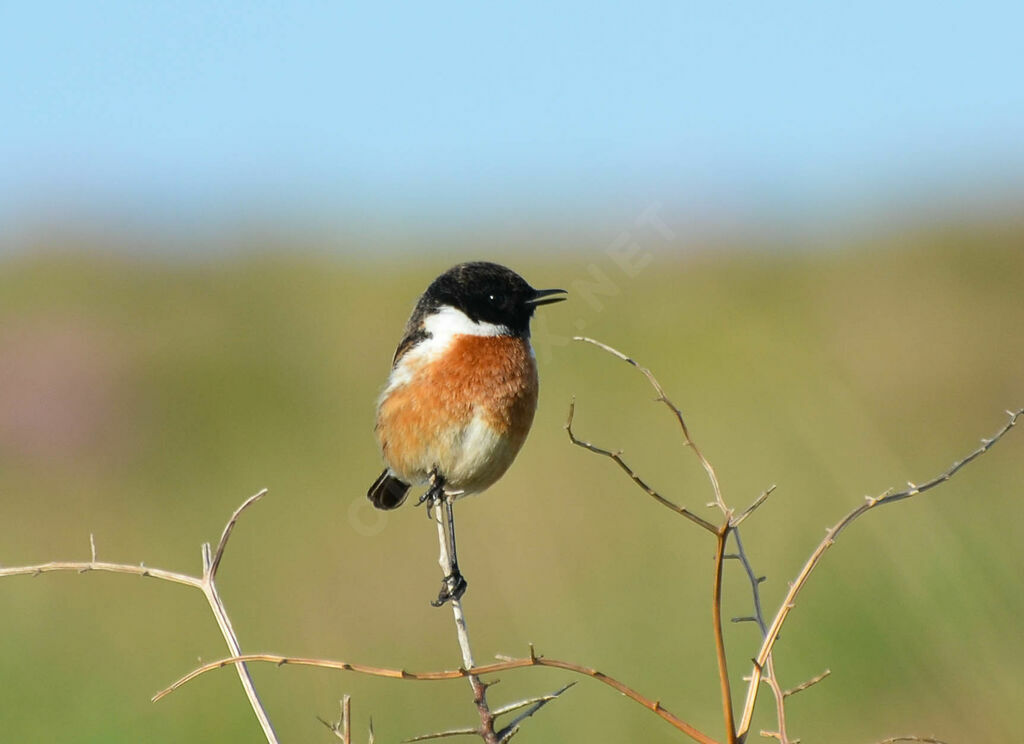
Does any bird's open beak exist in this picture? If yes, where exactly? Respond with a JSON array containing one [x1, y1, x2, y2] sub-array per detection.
[[527, 288, 567, 307]]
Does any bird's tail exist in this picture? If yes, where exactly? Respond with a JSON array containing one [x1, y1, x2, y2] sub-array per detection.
[[368, 469, 411, 509]]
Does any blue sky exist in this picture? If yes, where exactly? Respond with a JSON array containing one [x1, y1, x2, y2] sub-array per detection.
[[2, 2, 1023, 233]]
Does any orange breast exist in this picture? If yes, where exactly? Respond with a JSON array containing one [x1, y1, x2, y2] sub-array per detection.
[[375, 335, 539, 491]]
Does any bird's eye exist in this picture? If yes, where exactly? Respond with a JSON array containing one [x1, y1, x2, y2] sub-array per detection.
[[488, 294, 497, 303]]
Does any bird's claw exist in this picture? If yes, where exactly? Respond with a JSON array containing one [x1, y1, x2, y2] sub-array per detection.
[[430, 572, 468, 607]]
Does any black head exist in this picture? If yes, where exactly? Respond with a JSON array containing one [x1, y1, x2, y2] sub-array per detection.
[[420, 262, 566, 336]]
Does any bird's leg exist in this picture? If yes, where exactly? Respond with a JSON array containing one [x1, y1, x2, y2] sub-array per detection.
[[444, 495, 468, 597], [418, 473, 446, 511], [431, 484, 468, 607]]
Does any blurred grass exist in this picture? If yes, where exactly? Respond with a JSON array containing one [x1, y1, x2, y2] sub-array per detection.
[[0, 225, 1022, 743]]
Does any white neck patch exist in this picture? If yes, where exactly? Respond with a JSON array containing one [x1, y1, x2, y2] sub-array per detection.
[[424, 305, 510, 340], [384, 305, 510, 394]]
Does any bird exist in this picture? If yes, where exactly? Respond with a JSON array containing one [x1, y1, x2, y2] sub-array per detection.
[[368, 261, 566, 605]]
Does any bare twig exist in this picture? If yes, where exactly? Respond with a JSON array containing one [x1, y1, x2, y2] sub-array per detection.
[[344, 695, 352, 744], [874, 737, 949, 744], [730, 531, 767, 635], [0, 489, 278, 744], [431, 497, 499, 744], [758, 672, 791, 744], [759, 731, 796, 743], [199, 491, 276, 742], [565, 398, 716, 533], [782, 670, 830, 699], [491, 683, 576, 718], [573, 337, 740, 741], [731, 486, 776, 528], [404, 725, 479, 741], [574, 336, 726, 513], [210, 489, 266, 578], [731, 528, 790, 744], [0, 554, 202, 587], [153, 648, 720, 744], [735, 409, 1023, 740], [321, 695, 379, 744], [319, 695, 353, 742], [571, 338, 1013, 744], [713, 528, 738, 744], [493, 683, 575, 743]]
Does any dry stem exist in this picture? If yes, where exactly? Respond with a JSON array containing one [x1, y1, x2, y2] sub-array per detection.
[[319, 694, 352, 742], [573, 336, 740, 743], [712, 528, 738, 743], [574, 336, 726, 512], [154, 647, 720, 744], [734, 409, 1023, 740], [431, 497, 499, 743], [565, 398, 717, 533], [0, 489, 278, 744], [730, 526, 790, 744], [571, 337, 1021, 744]]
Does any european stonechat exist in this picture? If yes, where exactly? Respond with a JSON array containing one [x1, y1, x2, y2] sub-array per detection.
[[368, 261, 566, 605]]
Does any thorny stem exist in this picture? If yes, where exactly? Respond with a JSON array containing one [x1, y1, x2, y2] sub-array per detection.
[[565, 398, 717, 533], [201, 547, 277, 743], [735, 409, 1023, 740], [573, 336, 739, 742], [155, 650, 720, 744], [730, 528, 790, 744], [0, 490, 278, 744], [574, 336, 726, 512], [572, 338, 1022, 744], [713, 527, 738, 744], [432, 496, 499, 744]]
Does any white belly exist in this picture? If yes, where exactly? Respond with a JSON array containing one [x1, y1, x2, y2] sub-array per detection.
[[437, 413, 521, 495]]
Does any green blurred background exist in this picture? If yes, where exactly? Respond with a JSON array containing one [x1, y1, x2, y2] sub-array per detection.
[[1, 228, 1022, 743], [4, 2, 1024, 742]]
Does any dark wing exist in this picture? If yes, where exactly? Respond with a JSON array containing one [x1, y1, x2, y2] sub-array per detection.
[[392, 323, 429, 366], [368, 469, 411, 509], [391, 293, 434, 366]]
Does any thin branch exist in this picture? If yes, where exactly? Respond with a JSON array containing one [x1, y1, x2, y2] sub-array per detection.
[[759, 729, 798, 743], [713, 527, 738, 744], [0, 555, 202, 588], [736, 409, 1023, 740], [873, 738, 949, 744], [731, 528, 790, 744], [0, 489, 278, 744], [494, 683, 575, 743], [491, 683, 576, 718], [153, 649, 721, 744], [574, 336, 726, 513], [732, 530, 768, 637], [757, 664, 791, 744], [199, 491, 276, 743], [782, 670, 830, 699], [319, 695, 353, 743], [572, 337, 742, 741], [431, 497, 499, 744], [210, 489, 267, 578], [344, 695, 352, 744], [731, 486, 776, 528], [404, 726, 478, 742], [565, 397, 717, 534]]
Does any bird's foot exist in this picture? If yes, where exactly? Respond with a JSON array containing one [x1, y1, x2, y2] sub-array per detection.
[[417, 475, 446, 508], [430, 572, 468, 607]]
